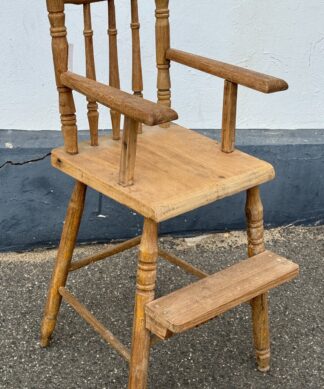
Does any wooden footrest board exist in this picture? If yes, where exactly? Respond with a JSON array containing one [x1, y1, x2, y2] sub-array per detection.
[[145, 250, 299, 339]]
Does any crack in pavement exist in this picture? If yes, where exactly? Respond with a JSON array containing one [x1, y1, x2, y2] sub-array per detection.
[[0, 152, 51, 170]]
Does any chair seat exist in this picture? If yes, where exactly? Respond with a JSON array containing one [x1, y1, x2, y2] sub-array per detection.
[[51, 123, 275, 222]]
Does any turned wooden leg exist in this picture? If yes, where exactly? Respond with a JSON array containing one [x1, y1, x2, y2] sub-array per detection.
[[250, 293, 270, 372], [40, 181, 87, 347], [245, 186, 270, 372], [128, 218, 158, 389]]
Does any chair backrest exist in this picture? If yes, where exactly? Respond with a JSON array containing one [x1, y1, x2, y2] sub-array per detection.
[[46, 0, 172, 154]]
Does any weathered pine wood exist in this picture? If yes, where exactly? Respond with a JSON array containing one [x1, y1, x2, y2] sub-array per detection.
[[155, 0, 171, 127], [158, 249, 208, 279], [43, 2, 297, 386], [119, 117, 139, 186], [69, 235, 141, 271], [129, 218, 158, 389], [47, 0, 78, 154], [145, 250, 299, 339], [59, 287, 131, 361], [108, 0, 121, 140], [245, 186, 270, 372], [40, 181, 86, 347], [83, 3, 99, 146], [130, 0, 144, 134], [221, 80, 238, 153], [51, 123, 275, 222], [60, 72, 178, 126], [166, 49, 289, 94]]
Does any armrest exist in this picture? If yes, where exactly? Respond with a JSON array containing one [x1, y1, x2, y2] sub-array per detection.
[[60, 72, 178, 126], [166, 49, 288, 94]]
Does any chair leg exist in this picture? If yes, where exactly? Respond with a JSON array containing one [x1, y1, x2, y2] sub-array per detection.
[[128, 218, 158, 389], [250, 293, 270, 372], [245, 186, 270, 372], [40, 181, 87, 347]]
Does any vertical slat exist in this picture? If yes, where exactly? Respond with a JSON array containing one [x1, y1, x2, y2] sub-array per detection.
[[221, 80, 238, 153], [129, 218, 159, 389], [130, 0, 144, 133], [83, 3, 99, 146], [108, 0, 121, 140], [119, 116, 139, 186], [47, 0, 78, 154], [245, 186, 270, 373], [155, 0, 171, 128]]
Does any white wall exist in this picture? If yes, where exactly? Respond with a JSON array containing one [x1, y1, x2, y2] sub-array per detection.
[[0, 0, 323, 131]]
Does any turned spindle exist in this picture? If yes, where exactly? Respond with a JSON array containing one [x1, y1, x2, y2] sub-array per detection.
[[47, 0, 78, 154], [83, 3, 99, 146], [155, 0, 171, 128], [245, 186, 270, 372], [129, 218, 158, 388], [108, 0, 121, 140], [130, 0, 144, 133], [221, 80, 238, 153], [245, 186, 265, 257]]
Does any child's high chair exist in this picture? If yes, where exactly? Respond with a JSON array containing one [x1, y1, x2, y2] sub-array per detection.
[[41, 1, 299, 387]]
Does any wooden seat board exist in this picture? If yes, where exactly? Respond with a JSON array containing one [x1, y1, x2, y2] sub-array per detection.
[[145, 251, 299, 336], [51, 123, 275, 222]]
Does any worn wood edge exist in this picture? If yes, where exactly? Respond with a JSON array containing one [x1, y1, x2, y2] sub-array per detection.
[[60, 71, 178, 126], [153, 163, 275, 222], [146, 316, 173, 340], [158, 249, 208, 279], [50, 143, 275, 223], [51, 151, 156, 220], [69, 236, 141, 271], [148, 265, 299, 334], [145, 252, 299, 334], [59, 287, 131, 361], [166, 48, 288, 94]]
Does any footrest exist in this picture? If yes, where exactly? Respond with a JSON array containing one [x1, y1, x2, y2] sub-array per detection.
[[145, 250, 299, 339]]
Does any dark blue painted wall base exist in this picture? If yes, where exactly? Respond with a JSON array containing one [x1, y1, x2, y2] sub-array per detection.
[[0, 129, 323, 251]]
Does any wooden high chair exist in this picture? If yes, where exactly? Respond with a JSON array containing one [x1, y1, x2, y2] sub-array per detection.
[[41, 0, 299, 387]]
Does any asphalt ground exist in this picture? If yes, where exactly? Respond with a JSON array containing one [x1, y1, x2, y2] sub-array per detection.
[[0, 226, 323, 388]]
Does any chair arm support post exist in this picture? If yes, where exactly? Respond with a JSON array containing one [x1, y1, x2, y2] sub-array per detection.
[[221, 80, 238, 153], [60, 71, 178, 126], [119, 116, 139, 187], [166, 48, 288, 94]]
